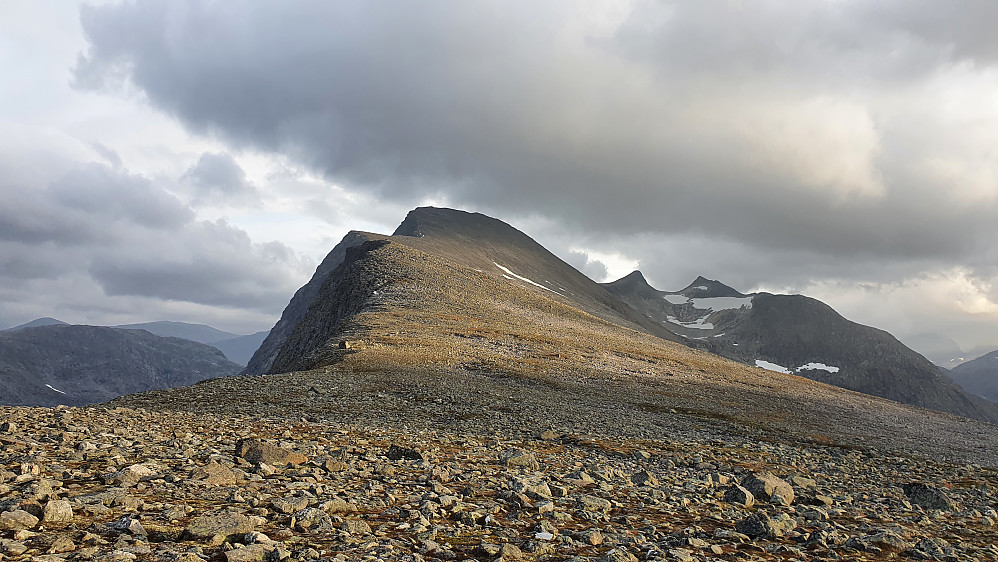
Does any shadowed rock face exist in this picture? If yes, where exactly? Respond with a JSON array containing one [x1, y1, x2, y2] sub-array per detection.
[[605, 271, 998, 423], [948, 350, 998, 403], [0, 324, 241, 407], [243, 231, 375, 375]]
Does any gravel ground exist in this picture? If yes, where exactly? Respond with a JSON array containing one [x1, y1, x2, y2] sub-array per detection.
[[1, 403, 996, 561]]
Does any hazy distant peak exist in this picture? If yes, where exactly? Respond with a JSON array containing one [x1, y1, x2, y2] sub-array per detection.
[[6, 317, 67, 331], [674, 276, 746, 298], [114, 321, 240, 344]]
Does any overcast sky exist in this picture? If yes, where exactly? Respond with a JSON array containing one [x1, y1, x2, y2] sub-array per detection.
[[3, 1, 998, 357]]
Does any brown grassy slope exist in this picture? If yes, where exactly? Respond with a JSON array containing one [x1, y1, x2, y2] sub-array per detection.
[[388, 206, 681, 343]]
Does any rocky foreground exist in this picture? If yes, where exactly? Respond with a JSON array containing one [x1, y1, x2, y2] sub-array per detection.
[[1, 405, 996, 562]]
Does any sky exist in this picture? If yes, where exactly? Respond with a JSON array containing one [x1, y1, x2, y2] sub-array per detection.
[[2, 1, 998, 358]]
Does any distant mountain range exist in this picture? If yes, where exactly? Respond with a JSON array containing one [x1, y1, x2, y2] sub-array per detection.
[[114, 321, 240, 343], [5, 319, 269, 367], [899, 332, 997, 369], [0, 324, 241, 406], [7, 317, 68, 330]]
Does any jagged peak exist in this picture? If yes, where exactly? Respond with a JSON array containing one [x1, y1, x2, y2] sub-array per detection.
[[674, 276, 746, 298], [607, 270, 651, 288], [603, 270, 664, 299]]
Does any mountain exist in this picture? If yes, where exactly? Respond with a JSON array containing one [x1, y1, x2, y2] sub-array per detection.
[[948, 350, 998, 402], [125, 206, 998, 474], [605, 271, 998, 422], [208, 330, 269, 366], [5, 317, 68, 331], [244, 207, 997, 422], [114, 321, 239, 344], [244, 207, 679, 374], [0, 324, 241, 407]]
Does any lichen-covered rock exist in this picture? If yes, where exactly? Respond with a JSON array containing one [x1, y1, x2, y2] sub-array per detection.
[[741, 471, 795, 505], [501, 448, 540, 471], [234, 438, 307, 466], [41, 500, 73, 527], [0, 510, 38, 531], [723, 484, 755, 508], [184, 511, 254, 540], [902, 482, 956, 510]]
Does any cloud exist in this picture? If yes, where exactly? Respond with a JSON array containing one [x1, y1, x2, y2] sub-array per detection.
[[566, 250, 609, 282], [89, 219, 307, 309], [71, 1, 998, 263], [181, 151, 259, 205], [63, 0, 998, 348], [0, 147, 313, 328]]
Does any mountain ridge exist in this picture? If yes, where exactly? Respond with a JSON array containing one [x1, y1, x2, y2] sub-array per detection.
[[244, 207, 681, 375], [5, 317, 68, 331], [604, 270, 998, 422]]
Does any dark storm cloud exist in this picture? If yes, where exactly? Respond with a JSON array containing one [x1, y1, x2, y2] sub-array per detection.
[[89, 220, 300, 308], [0, 156, 308, 312], [73, 1, 998, 282]]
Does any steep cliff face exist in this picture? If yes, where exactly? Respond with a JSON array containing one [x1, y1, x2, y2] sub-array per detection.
[[0, 325, 241, 407], [242, 231, 376, 375]]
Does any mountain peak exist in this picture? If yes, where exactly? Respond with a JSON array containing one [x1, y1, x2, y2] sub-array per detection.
[[675, 276, 745, 298], [604, 271, 661, 298], [393, 207, 516, 240]]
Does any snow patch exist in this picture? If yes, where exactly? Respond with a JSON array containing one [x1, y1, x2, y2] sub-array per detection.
[[494, 263, 560, 294], [45, 384, 66, 395], [756, 360, 840, 374], [690, 296, 753, 311], [797, 362, 840, 373], [694, 285, 709, 290], [666, 315, 714, 330], [755, 360, 791, 374], [663, 295, 752, 311]]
